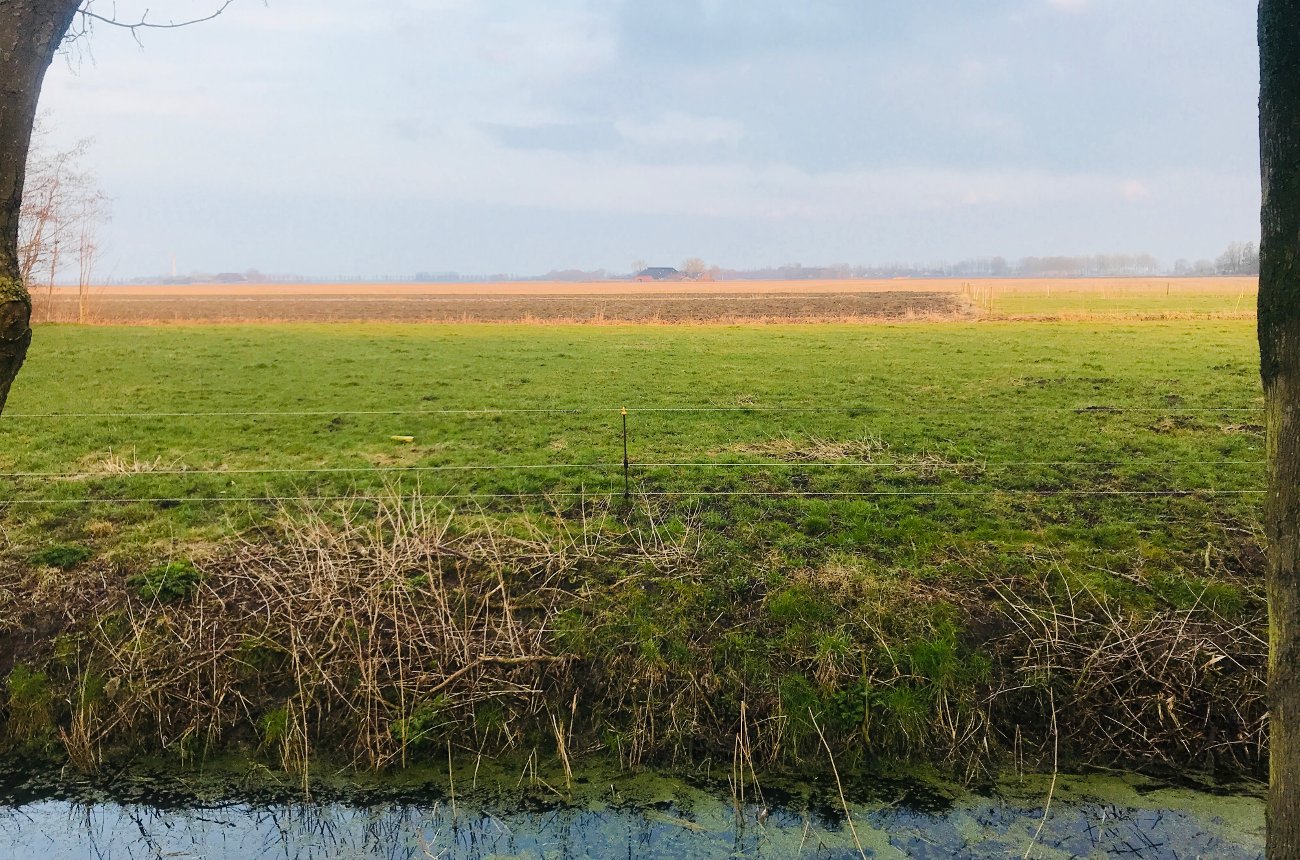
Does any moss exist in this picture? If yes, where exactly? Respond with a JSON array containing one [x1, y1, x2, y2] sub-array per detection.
[[233, 636, 283, 675], [51, 632, 84, 667], [5, 664, 53, 743], [391, 698, 451, 750], [0, 275, 30, 305]]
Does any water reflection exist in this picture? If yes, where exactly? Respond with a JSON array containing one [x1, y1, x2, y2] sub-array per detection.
[[0, 769, 1265, 859]]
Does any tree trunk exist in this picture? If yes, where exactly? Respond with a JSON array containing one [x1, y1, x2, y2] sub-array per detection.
[[1260, 2, 1300, 857], [0, 0, 82, 411]]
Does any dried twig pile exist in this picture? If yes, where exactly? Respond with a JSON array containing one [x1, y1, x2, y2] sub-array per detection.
[[989, 575, 1267, 773]]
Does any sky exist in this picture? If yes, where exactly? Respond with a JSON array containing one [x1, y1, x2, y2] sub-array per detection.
[[39, 0, 1261, 279]]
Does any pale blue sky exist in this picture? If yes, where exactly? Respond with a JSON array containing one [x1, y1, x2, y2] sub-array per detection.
[[41, 0, 1260, 278]]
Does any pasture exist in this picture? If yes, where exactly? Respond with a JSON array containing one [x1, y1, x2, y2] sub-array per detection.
[[0, 321, 1263, 553]]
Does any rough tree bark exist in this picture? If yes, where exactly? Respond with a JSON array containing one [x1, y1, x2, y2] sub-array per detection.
[[0, 0, 82, 411], [1260, 2, 1300, 857]]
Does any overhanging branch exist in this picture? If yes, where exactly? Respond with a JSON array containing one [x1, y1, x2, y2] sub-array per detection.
[[70, 1, 234, 46]]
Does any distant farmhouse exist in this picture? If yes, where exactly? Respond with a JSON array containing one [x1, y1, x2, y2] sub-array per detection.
[[634, 267, 688, 282]]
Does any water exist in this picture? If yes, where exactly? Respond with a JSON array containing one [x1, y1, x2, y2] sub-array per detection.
[[0, 759, 1264, 859]]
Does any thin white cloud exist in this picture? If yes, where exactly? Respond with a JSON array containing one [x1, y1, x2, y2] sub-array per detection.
[[615, 113, 746, 148]]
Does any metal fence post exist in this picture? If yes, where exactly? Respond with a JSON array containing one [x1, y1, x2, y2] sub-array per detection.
[[622, 406, 630, 503]]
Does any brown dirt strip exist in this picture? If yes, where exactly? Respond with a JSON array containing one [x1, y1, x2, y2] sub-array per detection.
[[39, 290, 970, 324]]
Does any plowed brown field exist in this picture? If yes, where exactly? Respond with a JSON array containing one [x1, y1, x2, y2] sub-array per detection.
[[31, 277, 1256, 324]]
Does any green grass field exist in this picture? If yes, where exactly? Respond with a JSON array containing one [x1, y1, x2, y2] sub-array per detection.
[[985, 287, 1258, 316], [0, 320, 1271, 772], [2, 321, 1263, 558]]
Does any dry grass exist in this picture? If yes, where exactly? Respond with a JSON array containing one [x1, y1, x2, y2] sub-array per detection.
[[23, 492, 698, 772], [732, 436, 974, 478], [988, 570, 1267, 773], [73, 448, 187, 475], [734, 435, 892, 462]]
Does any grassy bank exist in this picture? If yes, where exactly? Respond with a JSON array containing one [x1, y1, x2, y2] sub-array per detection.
[[0, 321, 1268, 777]]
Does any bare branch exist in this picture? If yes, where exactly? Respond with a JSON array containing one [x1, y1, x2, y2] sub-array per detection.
[[72, 1, 234, 47]]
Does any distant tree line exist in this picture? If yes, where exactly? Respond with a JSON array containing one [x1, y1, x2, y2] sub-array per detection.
[[116, 242, 1264, 286], [694, 245, 1257, 280], [1173, 241, 1260, 277]]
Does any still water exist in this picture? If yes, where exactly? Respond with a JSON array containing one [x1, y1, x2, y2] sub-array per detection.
[[0, 759, 1264, 859]]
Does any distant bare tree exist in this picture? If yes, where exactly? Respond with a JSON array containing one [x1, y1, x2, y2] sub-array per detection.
[[74, 194, 103, 322], [681, 257, 706, 278], [19, 120, 108, 321]]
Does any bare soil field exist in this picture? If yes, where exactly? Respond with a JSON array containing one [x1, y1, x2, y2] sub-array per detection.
[[31, 276, 1256, 324], [36, 284, 967, 324]]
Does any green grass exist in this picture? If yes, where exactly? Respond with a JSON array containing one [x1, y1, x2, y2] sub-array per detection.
[[0, 321, 1262, 568], [985, 288, 1257, 316]]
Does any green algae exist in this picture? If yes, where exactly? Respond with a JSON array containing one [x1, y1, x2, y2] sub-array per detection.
[[0, 752, 1265, 859]]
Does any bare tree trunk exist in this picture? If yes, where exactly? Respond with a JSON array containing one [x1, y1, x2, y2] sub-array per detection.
[[0, 0, 82, 410], [76, 194, 95, 323], [1260, 2, 1300, 857]]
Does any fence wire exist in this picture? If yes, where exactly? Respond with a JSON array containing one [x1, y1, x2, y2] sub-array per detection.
[[0, 458, 1266, 480], [2, 404, 1265, 419], [0, 489, 1266, 506]]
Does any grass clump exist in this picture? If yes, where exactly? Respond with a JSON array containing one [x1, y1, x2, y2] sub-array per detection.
[[128, 560, 201, 602], [29, 543, 92, 570], [1149, 572, 1248, 617], [259, 706, 290, 750], [391, 699, 450, 751]]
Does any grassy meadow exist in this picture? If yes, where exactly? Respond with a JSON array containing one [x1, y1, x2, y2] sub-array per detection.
[[972, 278, 1258, 317], [0, 319, 1271, 776], [2, 321, 1263, 554]]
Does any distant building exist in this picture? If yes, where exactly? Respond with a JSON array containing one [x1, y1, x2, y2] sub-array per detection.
[[634, 267, 689, 282]]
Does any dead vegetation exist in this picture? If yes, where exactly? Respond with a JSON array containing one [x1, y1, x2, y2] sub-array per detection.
[[73, 448, 187, 475], [733, 436, 977, 478], [0, 493, 697, 772], [988, 572, 1267, 774], [735, 435, 892, 462], [0, 491, 1268, 780]]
